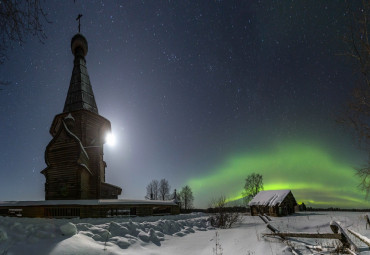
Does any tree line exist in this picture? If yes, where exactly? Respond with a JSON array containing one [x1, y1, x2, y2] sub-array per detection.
[[144, 173, 262, 212], [145, 178, 194, 210]]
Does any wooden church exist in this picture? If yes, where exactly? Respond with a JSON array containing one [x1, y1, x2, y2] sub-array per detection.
[[0, 30, 179, 218], [40, 33, 122, 200]]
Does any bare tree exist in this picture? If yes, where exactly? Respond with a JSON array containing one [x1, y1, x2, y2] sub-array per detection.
[[241, 173, 263, 205], [145, 180, 159, 200], [0, 0, 49, 87], [209, 195, 241, 229], [0, 0, 49, 64], [342, 0, 370, 197], [159, 178, 171, 200], [179, 185, 194, 210]]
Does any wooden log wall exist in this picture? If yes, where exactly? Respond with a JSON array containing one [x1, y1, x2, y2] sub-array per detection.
[[44, 128, 82, 200], [44, 109, 121, 200], [0, 203, 180, 218]]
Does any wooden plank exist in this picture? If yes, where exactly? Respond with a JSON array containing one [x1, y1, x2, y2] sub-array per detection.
[[266, 224, 279, 233], [330, 221, 357, 251], [345, 248, 358, 255], [263, 232, 341, 239], [347, 228, 370, 247], [258, 214, 269, 224], [263, 213, 271, 221]]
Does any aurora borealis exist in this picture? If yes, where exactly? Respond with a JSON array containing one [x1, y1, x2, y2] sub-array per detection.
[[0, 1, 369, 209], [188, 141, 368, 208]]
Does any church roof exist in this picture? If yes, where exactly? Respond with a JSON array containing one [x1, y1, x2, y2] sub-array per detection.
[[63, 33, 98, 114]]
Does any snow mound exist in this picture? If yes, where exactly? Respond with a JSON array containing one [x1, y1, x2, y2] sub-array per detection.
[[0, 228, 7, 242], [138, 230, 151, 242], [109, 222, 129, 236], [281, 246, 294, 254], [60, 222, 77, 236], [110, 236, 130, 249], [148, 228, 160, 245], [0, 213, 211, 254]]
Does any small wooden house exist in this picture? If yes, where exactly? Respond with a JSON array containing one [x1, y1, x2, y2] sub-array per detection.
[[248, 190, 297, 217]]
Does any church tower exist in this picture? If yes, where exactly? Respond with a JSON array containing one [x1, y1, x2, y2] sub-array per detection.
[[41, 33, 122, 200]]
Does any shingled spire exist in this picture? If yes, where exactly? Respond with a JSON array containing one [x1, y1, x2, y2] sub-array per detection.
[[63, 33, 98, 114]]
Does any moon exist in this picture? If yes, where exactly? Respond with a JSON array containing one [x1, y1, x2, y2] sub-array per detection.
[[105, 133, 116, 146]]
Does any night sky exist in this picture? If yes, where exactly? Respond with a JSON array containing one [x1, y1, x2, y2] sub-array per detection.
[[0, 1, 369, 209]]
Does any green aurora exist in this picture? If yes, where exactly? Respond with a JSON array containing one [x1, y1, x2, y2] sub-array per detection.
[[188, 142, 369, 209]]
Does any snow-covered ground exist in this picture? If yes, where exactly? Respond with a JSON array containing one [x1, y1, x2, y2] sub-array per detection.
[[0, 212, 369, 254]]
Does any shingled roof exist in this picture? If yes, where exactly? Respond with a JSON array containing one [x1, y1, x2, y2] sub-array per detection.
[[63, 34, 98, 114], [248, 190, 295, 207]]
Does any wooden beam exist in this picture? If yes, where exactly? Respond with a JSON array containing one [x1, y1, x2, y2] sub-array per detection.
[[263, 213, 272, 221], [258, 214, 269, 224], [263, 232, 342, 239], [347, 228, 370, 247], [330, 221, 358, 251], [345, 248, 358, 255], [266, 224, 280, 234]]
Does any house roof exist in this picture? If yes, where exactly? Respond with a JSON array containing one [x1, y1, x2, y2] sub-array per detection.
[[248, 190, 294, 207]]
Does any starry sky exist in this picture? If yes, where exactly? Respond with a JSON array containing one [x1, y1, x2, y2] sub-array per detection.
[[0, 1, 369, 209]]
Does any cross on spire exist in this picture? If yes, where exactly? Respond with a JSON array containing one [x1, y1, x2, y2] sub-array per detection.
[[76, 14, 83, 33]]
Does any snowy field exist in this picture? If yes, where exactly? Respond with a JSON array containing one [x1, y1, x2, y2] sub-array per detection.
[[0, 212, 369, 255]]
